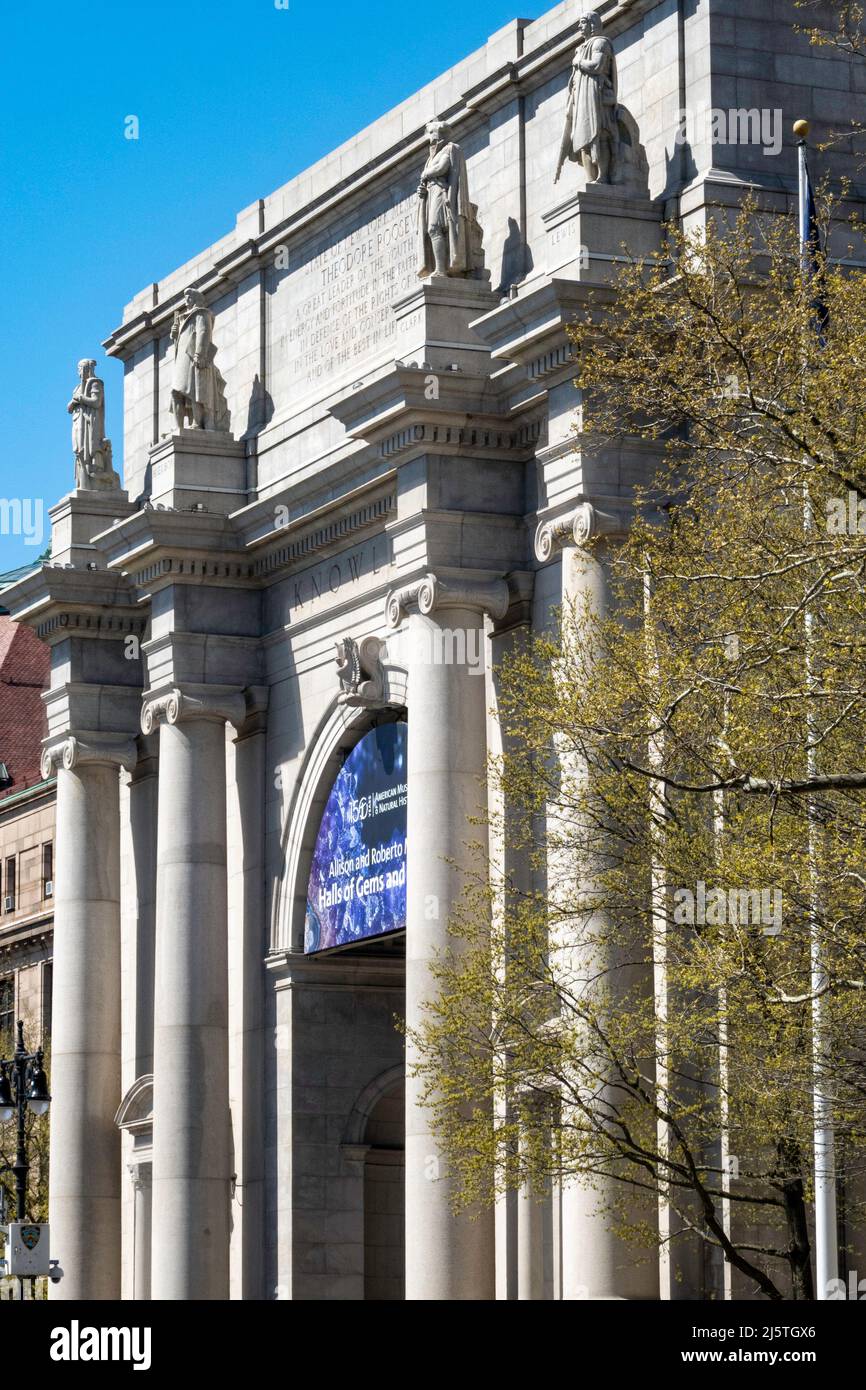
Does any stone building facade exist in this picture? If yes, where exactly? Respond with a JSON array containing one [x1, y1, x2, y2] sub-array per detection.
[[4, 0, 865, 1299]]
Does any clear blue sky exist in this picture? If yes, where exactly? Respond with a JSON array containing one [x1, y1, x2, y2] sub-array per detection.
[[0, 0, 545, 573]]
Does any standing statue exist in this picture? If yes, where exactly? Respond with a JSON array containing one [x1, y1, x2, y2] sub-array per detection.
[[555, 10, 620, 185], [416, 119, 484, 279], [67, 359, 119, 490], [169, 287, 231, 432]]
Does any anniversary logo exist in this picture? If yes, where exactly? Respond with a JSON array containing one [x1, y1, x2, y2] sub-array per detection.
[[305, 722, 408, 953]]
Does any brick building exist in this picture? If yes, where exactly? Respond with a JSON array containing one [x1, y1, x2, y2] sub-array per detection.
[[0, 587, 53, 1051]]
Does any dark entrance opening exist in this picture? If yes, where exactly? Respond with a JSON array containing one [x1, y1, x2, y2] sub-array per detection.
[[363, 1079, 405, 1300]]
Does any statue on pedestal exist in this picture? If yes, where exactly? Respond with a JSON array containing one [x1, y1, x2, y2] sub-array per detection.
[[67, 359, 120, 490], [416, 119, 485, 279], [169, 288, 231, 432], [555, 10, 620, 185]]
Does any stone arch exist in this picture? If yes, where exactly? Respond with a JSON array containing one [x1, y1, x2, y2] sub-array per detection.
[[342, 1062, 405, 1146], [270, 668, 408, 954], [114, 1073, 153, 1138], [342, 1065, 405, 1302]]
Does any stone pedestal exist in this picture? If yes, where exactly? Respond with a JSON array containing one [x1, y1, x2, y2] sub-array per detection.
[[143, 685, 246, 1301], [542, 187, 661, 282], [147, 430, 248, 514], [42, 734, 137, 1300], [392, 275, 500, 376], [48, 488, 133, 568], [386, 573, 508, 1300]]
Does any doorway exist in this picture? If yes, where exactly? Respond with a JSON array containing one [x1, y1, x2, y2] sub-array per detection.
[[363, 1080, 404, 1300]]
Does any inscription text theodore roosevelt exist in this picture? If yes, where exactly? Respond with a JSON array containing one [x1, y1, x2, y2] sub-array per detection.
[[286, 199, 417, 390]]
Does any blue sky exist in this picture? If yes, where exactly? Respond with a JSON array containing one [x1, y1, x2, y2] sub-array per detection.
[[0, 0, 545, 573]]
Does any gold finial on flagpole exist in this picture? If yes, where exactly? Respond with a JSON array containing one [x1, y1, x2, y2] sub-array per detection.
[[793, 119, 810, 142]]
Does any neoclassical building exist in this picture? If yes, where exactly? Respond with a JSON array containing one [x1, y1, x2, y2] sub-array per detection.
[[5, 0, 863, 1300]]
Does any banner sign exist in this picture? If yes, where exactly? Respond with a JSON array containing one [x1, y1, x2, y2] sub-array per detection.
[[305, 722, 407, 953]]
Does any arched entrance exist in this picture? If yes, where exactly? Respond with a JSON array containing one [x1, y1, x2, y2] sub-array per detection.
[[363, 1079, 405, 1300]]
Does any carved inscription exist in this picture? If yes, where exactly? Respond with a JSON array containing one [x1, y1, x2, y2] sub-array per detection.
[[286, 199, 417, 390]]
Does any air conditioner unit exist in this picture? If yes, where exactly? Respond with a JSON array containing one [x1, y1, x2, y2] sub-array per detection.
[[3, 896, 14, 912], [44, 881, 53, 898]]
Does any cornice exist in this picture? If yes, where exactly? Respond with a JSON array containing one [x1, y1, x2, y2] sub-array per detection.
[[252, 489, 397, 582], [0, 564, 140, 636], [34, 606, 146, 646], [267, 949, 406, 991], [0, 779, 56, 817], [470, 278, 614, 375], [328, 363, 542, 460], [0, 924, 53, 959]]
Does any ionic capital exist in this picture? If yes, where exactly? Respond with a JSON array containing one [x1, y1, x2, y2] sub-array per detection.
[[385, 572, 509, 629], [140, 684, 248, 735], [41, 732, 138, 779], [127, 1163, 153, 1194], [534, 501, 629, 561]]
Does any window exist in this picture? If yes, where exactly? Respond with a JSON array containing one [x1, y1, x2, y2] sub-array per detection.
[[42, 842, 53, 899], [3, 857, 15, 912], [0, 975, 13, 1041], [41, 960, 52, 1039]]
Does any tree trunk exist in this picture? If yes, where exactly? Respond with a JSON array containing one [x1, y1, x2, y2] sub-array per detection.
[[778, 1143, 815, 1300]]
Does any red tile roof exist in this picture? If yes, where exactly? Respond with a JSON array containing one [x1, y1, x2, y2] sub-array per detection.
[[0, 617, 49, 801]]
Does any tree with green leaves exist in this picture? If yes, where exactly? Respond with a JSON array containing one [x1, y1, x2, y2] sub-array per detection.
[[409, 201, 866, 1301]]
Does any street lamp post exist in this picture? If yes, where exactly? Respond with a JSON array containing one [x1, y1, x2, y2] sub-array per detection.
[[0, 1020, 51, 1222]]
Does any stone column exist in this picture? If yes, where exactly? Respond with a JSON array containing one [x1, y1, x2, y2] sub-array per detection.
[[516, 1118, 546, 1300], [535, 504, 659, 1302], [386, 572, 508, 1301], [227, 693, 268, 1300], [142, 685, 246, 1302], [488, 589, 534, 1299], [130, 1163, 153, 1300], [42, 733, 137, 1301], [127, 743, 159, 1080]]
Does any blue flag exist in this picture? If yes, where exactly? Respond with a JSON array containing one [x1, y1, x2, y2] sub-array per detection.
[[799, 143, 829, 341]]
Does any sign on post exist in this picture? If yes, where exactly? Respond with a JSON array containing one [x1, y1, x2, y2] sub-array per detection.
[[5, 1223, 51, 1276]]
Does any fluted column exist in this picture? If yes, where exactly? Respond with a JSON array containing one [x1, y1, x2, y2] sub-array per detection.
[[535, 503, 659, 1301], [42, 733, 138, 1300], [386, 572, 508, 1301], [142, 685, 246, 1301]]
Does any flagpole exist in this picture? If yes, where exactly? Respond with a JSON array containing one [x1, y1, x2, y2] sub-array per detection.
[[794, 118, 839, 1300]]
